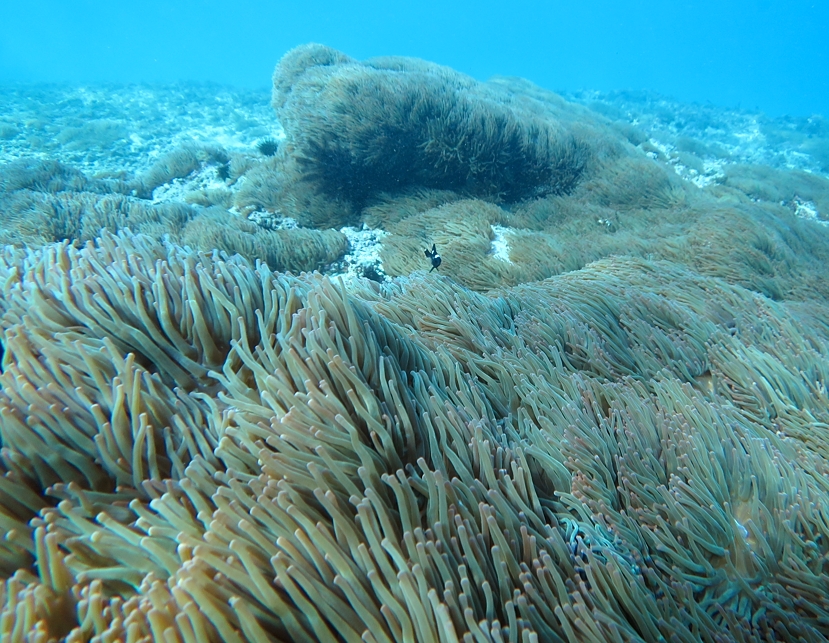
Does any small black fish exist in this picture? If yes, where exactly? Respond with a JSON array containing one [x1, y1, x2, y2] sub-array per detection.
[[424, 244, 441, 272]]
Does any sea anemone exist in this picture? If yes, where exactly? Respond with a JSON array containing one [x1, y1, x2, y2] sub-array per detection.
[[3, 230, 829, 641]]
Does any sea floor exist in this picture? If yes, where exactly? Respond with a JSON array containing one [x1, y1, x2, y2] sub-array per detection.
[[3, 82, 826, 180], [0, 83, 279, 178], [1, 81, 828, 268]]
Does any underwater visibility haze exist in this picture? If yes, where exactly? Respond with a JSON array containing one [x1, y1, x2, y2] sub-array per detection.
[[1, 2, 829, 642]]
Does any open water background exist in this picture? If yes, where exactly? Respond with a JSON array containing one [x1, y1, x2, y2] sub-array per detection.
[[0, 0, 827, 117]]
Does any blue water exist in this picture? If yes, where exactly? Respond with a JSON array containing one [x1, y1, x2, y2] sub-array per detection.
[[0, 0, 827, 117]]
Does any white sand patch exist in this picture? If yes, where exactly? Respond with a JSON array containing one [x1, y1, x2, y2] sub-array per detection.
[[732, 116, 765, 145], [330, 225, 389, 281], [684, 158, 726, 188], [646, 138, 725, 188], [151, 164, 227, 204], [247, 210, 299, 230], [489, 225, 513, 263], [784, 150, 816, 171], [792, 197, 828, 226]]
